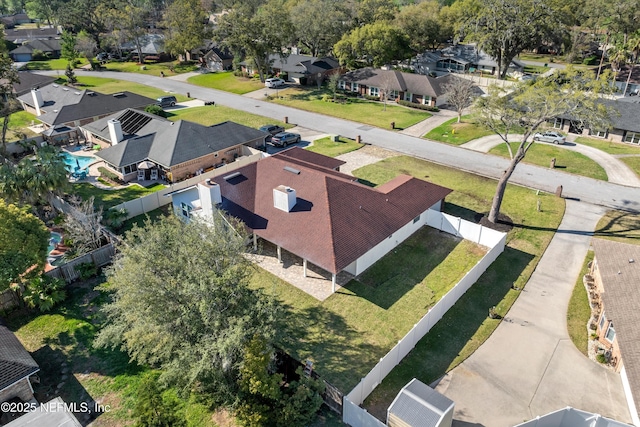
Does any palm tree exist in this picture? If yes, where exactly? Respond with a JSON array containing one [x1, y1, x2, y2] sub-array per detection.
[[623, 32, 640, 95]]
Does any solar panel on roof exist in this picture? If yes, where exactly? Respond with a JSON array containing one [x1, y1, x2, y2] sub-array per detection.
[[119, 109, 152, 134]]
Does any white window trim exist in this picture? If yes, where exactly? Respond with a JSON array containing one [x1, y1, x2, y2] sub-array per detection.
[[605, 322, 616, 342], [599, 311, 606, 330], [369, 87, 379, 97], [624, 131, 640, 145]]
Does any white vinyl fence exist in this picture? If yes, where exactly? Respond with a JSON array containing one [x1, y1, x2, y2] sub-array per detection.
[[343, 211, 506, 427], [111, 152, 264, 220]]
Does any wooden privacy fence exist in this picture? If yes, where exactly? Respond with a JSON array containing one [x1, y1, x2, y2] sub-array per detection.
[[45, 244, 116, 283], [343, 212, 507, 427]]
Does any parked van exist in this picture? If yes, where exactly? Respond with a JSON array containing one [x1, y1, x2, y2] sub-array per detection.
[[156, 95, 177, 108]]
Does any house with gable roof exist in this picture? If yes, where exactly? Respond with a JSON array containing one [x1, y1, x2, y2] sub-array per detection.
[[0, 320, 39, 405], [168, 147, 452, 292]]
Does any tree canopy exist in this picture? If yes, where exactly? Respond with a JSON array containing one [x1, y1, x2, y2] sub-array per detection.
[[334, 21, 412, 68], [474, 68, 614, 223], [95, 214, 279, 400], [162, 0, 209, 57]]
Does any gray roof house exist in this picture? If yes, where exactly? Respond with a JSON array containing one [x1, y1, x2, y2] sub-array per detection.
[[387, 378, 454, 427], [81, 108, 269, 182], [10, 39, 62, 62], [412, 43, 525, 76], [0, 71, 55, 97], [514, 407, 631, 427], [339, 68, 454, 107], [4, 26, 60, 44], [0, 321, 39, 404], [18, 84, 154, 129], [241, 54, 341, 85]]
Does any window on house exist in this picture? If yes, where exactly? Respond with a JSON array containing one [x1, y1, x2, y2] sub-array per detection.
[[180, 202, 192, 218], [605, 323, 616, 342], [338, 80, 346, 90], [552, 118, 562, 129], [124, 165, 131, 174], [624, 131, 640, 144], [423, 96, 431, 105], [351, 83, 359, 92], [390, 90, 399, 99], [405, 92, 412, 102], [599, 312, 606, 330], [591, 129, 608, 138], [413, 215, 420, 224], [369, 87, 379, 97]]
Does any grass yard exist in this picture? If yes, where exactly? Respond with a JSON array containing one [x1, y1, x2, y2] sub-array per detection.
[[251, 226, 487, 393], [71, 182, 165, 211], [574, 137, 640, 155], [56, 76, 189, 102], [424, 115, 494, 145], [489, 142, 608, 181], [6, 110, 40, 139], [350, 156, 565, 418], [620, 156, 640, 178], [103, 60, 199, 77], [524, 64, 550, 74], [306, 136, 363, 157], [188, 72, 265, 94], [167, 105, 291, 130], [594, 210, 640, 245], [7, 278, 218, 427], [567, 251, 593, 356], [23, 58, 89, 70], [269, 87, 431, 130], [118, 205, 172, 235]]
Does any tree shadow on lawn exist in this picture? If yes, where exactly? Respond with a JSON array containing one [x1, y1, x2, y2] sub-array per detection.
[[276, 302, 383, 394], [593, 210, 640, 242], [363, 246, 534, 420], [340, 227, 463, 310]]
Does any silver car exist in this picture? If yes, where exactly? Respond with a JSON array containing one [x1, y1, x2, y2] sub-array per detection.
[[533, 131, 566, 144]]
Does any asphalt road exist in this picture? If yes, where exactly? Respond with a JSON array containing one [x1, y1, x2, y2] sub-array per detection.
[[41, 70, 640, 213]]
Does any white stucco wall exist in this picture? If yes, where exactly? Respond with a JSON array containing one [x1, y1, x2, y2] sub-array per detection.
[[344, 203, 440, 276]]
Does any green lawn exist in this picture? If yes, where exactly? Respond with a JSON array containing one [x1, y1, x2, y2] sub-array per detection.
[[575, 136, 640, 155], [523, 64, 549, 74], [489, 142, 608, 181], [269, 87, 431, 130], [71, 182, 165, 211], [188, 72, 265, 94], [167, 105, 291, 130], [23, 58, 89, 70], [103, 60, 199, 77], [352, 156, 565, 418], [57, 76, 189, 102], [306, 136, 363, 157], [6, 110, 40, 140], [251, 226, 486, 393], [594, 210, 640, 244], [568, 251, 593, 356], [620, 156, 640, 178], [424, 115, 495, 145], [118, 205, 172, 235], [7, 278, 217, 427]]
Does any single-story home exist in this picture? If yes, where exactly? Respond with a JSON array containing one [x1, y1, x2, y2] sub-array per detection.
[[169, 147, 452, 291], [4, 26, 60, 44], [9, 39, 61, 62], [339, 68, 454, 107], [18, 84, 154, 141], [0, 320, 39, 404], [0, 13, 31, 29], [121, 34, 166, 61], [590, 239, 640, 424], [9, 72, 56, 96], [181, 41, 234, 71], [387, 378, 454, 427], [81, 108, 269, 182], [241, 54, 342, 85], [514, 407, 631, 427], [412, 44, 525, 76]]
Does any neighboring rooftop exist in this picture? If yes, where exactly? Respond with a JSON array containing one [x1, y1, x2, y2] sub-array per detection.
[[217, 152, 452, 274], [4, 26, 59, 43], [276, 146, 345, 171], [387, 378, 454, 427], [340, 68, 454, 98], [514, 406, 632, 427], [0, 71, 55, 96], [4, 397, 82, 427], [0, 320, 39, 393], [592, 238, 640, 419]]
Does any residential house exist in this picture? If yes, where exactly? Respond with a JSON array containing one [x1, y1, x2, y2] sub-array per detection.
[[339, 68, 454, 107], [18, 84, 154, 142], [412, 44, 525, 76], [9, 39, 62, 62], [4, 26, 60, 44], [387, 378, 454, 427], [0, 320, 39, 404], [550, 99, 640, 145], [590, 239, 640, 424], [241, 54, 341, 85], [182, 41, 233, 71], [169, 147, 452, 291], [0, 13, 32, 29], [121, 34, 166, 61], [3, 397, 82, 427], [0, 71, 55, 99], [513, 407, 631, 427], [81, 108, 269, 182]]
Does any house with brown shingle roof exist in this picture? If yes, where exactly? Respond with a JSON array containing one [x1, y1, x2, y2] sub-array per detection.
[[169, 148, 452, 292], [590, 239, 640, 424], [0, 320, 39, 405], [339, 68, 454, 107]]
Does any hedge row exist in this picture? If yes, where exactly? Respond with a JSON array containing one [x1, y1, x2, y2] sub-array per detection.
[[397, 99, 439, 112]]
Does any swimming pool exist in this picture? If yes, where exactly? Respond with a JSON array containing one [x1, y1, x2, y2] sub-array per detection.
[[62, 152, 96, 171], [47, 231, 62, 254]]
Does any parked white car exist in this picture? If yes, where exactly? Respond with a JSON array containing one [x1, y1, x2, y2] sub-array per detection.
[[533, 131, 566, 145], [265, 78, 285, 88]]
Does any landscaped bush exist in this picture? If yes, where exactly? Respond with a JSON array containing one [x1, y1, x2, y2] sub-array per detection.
[[583, 56, 599, 65], [98, 166, 124, 185], [397, 99, 440, 112], [144, 104, 167, 117], [22, 276, 66, 312], [363, 94, 380, 101], [75, 262, 98, 280]]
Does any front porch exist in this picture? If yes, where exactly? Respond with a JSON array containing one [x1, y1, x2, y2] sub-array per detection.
[[248, 239, 353, 301]]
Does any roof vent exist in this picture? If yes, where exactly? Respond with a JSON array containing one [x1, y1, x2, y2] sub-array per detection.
[[630, 259, 635, 263], [88, 91, 96, 96], [74, 91, 81, 95], [62, 88, 69, 91], [52, 84, 59, 88], [112, 92, 125, 97], [284, 166, 300, 175], [223, 171, 241, 181]]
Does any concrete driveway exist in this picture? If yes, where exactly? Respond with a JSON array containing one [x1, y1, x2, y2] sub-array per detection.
[[435, 200, 632, 425], [461, 135, 640, 187]]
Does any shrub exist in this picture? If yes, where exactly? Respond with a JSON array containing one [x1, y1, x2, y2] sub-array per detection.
[[321, 94, 332, 102], [596, 353, 607, 364], [75, 262, 98, 280], [98, 167, 124, 184], [23, 276, 66, 312], [397, 99, 440, 112], [583, 56, 599, 66], [144, 104, 167, 118], [363, 94, 380, 101]]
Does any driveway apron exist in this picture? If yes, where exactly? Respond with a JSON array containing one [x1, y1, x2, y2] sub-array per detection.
[[435, 200, 632, 426]]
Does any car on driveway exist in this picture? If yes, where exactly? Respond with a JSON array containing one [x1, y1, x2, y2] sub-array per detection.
[[265, 78, 285, 88], [271, 132, 301, 147], [533, 131, 566, 144], [259, 124, 285, 141]]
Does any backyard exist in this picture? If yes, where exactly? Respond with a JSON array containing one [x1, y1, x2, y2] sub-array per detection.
[[268, 87, 431, 130], [188, 71, 265, 94], [71, 182, 165, 211], [306, 136, 363, 157], [6, 110, 40, 140], [489, 142, 608, 181]]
